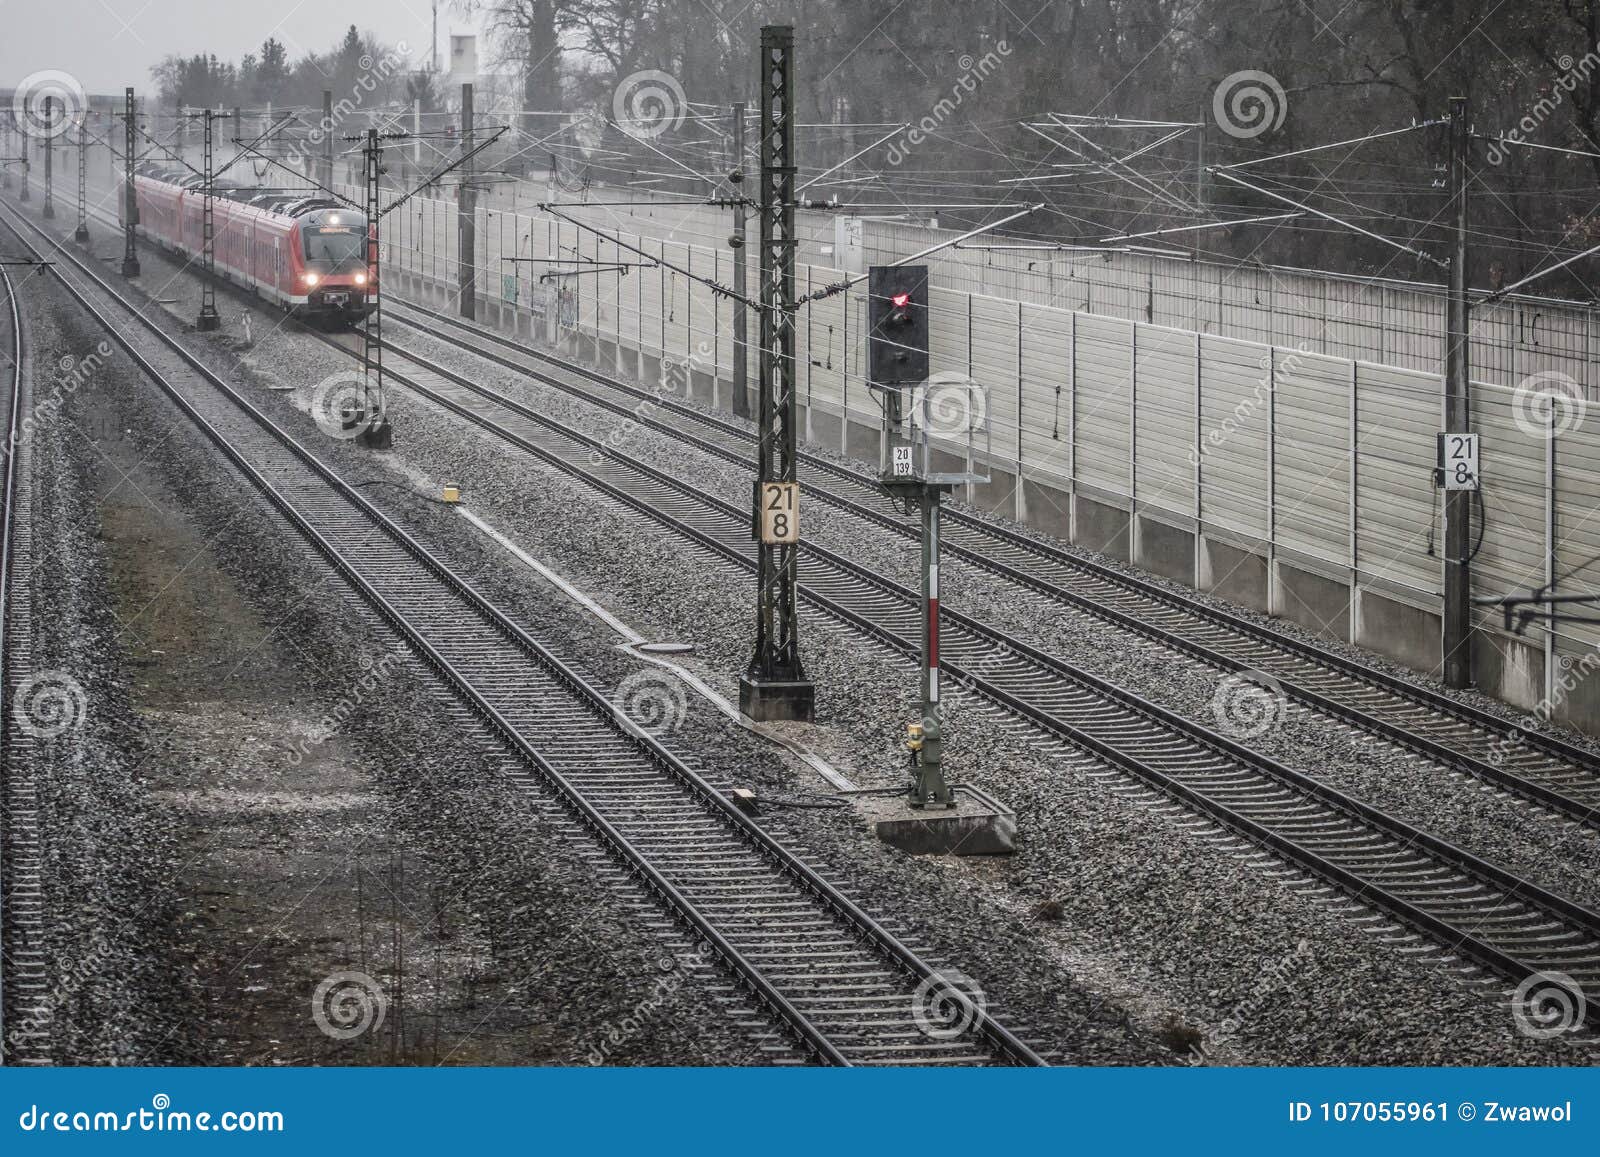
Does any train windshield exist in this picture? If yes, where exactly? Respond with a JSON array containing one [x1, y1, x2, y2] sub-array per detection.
[[303, 225, 366, 267]]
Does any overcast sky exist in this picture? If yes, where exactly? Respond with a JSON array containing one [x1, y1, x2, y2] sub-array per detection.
[[2, 0, 467, 96]]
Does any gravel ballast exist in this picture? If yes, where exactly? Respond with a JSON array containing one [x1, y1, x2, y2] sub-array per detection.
[[10, 282, 187, 1063], [382, 314, 1600, 915], [34, 209, 1599, 1065], [13, 233, 759, 1066]]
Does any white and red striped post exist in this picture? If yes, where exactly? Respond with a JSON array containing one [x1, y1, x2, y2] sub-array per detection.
[[915, 486, 953, 808]]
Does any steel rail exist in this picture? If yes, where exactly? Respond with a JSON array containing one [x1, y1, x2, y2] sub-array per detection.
[[0, 256, 23, 1060], [302, 317, 1600, 1020], [1, 202, 1045, 1068], [381, 299, 1600, 827], [68, 196, 1600, 1026]]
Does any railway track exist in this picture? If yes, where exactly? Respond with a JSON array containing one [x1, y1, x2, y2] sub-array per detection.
[[60, 199, 1600, 1025], [0, 258, 45, 1064], [380, 299, 1600, 831], [293, 298, 1600, 1021], [63, 186, 1600, 824], [0, 202, 1048, 1067]]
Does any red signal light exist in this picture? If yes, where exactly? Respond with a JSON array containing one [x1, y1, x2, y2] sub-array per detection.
[[891, 292, 911, 308]]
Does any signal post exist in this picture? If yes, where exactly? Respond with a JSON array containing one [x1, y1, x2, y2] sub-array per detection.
[[866, 263, 959, 808], [864, 263, 1014, 850]]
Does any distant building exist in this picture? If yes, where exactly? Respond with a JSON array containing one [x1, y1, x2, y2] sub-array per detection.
[[447, 35, 478, 89]]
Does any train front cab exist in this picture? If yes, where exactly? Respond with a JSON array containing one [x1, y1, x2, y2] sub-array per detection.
[[293, 210, 372, 321]]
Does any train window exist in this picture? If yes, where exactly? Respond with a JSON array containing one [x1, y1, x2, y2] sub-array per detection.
[[303, 227, 364, 266]]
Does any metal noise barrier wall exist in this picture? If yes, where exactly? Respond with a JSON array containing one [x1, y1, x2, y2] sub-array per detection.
[[363, 184, 1600, 718], [406, 179, 1600, 400], [862, 221, 1600, 402]]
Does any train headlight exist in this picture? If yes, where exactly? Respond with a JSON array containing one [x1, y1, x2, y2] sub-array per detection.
[[353, 272, 367, 286], [302, 272, 319, 287]]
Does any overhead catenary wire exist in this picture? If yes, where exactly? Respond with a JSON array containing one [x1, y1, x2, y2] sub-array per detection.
[[1208, 166, 1448, 268], [175, 88, 1599, 316], [796, 202, 1045, 305], [1100, 212, 1304, 243], [538, 202, 757, 309], [1214, 121, 1445, 172]]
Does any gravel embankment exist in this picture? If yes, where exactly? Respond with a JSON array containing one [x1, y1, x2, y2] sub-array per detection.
[[66, 217, 1598, 1065], [16, 228, 759, 1066], [16, 281, 187, 1063], [380, 311, 1600, 912]]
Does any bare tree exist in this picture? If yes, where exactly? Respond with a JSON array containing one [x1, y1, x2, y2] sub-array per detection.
[[461, 0, 568, 136]]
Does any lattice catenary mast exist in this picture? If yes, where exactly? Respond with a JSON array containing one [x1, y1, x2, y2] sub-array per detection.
[[739, 23, 815, 723]]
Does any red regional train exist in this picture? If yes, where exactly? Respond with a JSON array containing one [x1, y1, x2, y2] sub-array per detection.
[[121, 165, 373, 322]]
